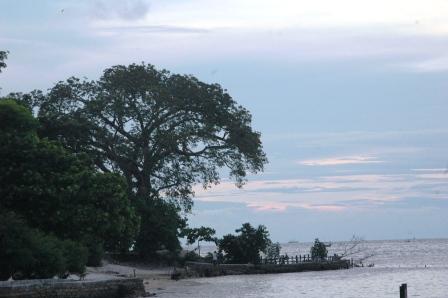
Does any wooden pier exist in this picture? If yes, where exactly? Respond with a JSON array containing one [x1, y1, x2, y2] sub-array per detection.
[[184, 258, 351, 278]]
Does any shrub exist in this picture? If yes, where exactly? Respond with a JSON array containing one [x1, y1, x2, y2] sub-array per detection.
[[85, 241, 104, 267], [28, 233, 66, 279], [218, 223, 271, 264], [310, 238, 328, 260], [0, 211, 88, 280], [61, 240, 88, 274], [266, 242, 281, 259]]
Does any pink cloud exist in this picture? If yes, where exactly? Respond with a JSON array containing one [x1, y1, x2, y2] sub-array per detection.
[[302, 204, 346, 212], [299, 155, 383, 166], [247, 203, 288, 212], [192, 172, 448, 213]]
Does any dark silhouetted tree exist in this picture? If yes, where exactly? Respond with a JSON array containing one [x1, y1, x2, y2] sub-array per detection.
[[183, 226, 217, 256], [310, 238, 328, 260], [0, 100, 139, 265], [22, 63, 267, 255], [35, 63, 267, 207], [0, 51, 7, 73], [218, 223, 271, 264]]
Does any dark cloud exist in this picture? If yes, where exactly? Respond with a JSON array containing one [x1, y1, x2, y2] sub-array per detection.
[[92, 0, 150, 20]]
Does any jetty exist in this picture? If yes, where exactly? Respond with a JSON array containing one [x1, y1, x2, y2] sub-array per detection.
[[183, 255, 351, 277]]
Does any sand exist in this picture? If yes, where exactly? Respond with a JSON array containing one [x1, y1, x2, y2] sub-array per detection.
[[83, 260, 182, 296]]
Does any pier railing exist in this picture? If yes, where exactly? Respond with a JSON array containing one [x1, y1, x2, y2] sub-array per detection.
[[261, 254, 343, 265]]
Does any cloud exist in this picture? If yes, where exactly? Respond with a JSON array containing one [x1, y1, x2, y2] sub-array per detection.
[[99, 0, 448, 34], [403, 56, 448, 73], [96, 25, 209, 35], [299, 155, 383, 166], [81, 0, 448, 69], [302, 204, 346, 212], [247, 203, 288, 212], [193, 170, 448, 213], [411, 168, 446, 172], [92, 0, 151, 21]]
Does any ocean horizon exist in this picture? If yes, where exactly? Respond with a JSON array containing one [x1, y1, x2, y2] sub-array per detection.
[[167, 238, 448, 297]]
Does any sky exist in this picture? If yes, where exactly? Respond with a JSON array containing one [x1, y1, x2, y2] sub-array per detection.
[[1, 0, 448, 242]]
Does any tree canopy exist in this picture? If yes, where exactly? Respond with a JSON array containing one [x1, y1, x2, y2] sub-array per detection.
[[310, 238, 329, 260], [218, 223, 271, 264], [34, 63, 267, 209], [0, 211, 88, 280], [4, 62, 267, 259], [0, 50, 7, 73], [183, 226, 217, 256], [0, 100, 139, 268]]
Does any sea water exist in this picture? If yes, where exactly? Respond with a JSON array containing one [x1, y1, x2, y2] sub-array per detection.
[[159, 239, 448, 297]]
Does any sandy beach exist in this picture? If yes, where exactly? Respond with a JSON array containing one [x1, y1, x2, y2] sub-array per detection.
[[83, 260, 184, 296]]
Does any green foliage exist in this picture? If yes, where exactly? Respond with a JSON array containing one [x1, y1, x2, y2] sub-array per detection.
[[0, 100, 139, 272], [0, 211, 87, 280], [84, 240, 104, 267], [5, 61, 268, 260], [29, 234, 66, 280], [6, 90, 44, 112], [0, 99, 38, 136], [182, 226, 216, 256], [310, 238, 328, 260], [218, 223, 271, 264], [60, 240, 88, 275], [266, 242, 282, 259], [183, 226, 217, 245], [34, 63, 267, 210], [64, 172, 140, 253], [134, 198, 186, 259], [0, 50, 7, 73]]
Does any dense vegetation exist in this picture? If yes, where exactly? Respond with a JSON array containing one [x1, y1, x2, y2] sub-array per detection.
[[0, 211, 88, 280], [0, 53, 267, 278], [310, 238, 329, 260], [0, 100, 138, 279], [0, 51, 7, 72], [218, 223, 271, 264], [183, 226, 217, 256], [13, 63, 266, 256]]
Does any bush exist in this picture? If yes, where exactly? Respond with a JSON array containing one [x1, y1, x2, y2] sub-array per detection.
[[61, 240, 88, 274], [0, 211, 88, 280], [85, 241, 104, 267], [0, 212, 36, 280], [0, 100, 139, 258], [266, 242, 281, 259], [218, 223, 271, 264], [27, 233, 66, 279], [310, 238, 328, 260]]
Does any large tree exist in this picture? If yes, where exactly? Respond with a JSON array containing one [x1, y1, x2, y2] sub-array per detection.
[[35, 63, 267, 209]]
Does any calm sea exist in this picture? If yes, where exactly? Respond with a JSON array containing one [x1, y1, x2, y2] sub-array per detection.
[[161, 239, 448, 297]]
